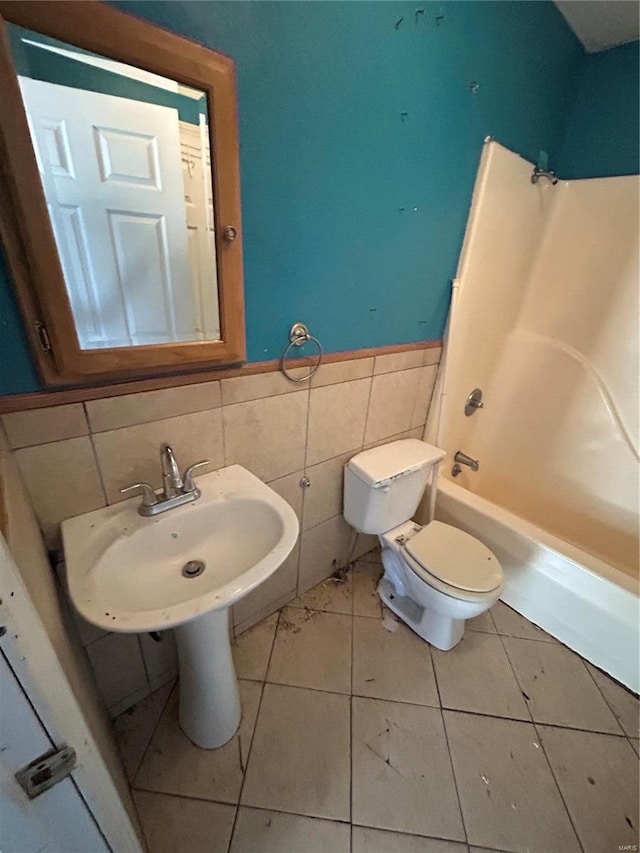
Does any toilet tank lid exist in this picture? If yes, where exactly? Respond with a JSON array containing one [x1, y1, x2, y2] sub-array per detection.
[[347, 440, 445, 487]]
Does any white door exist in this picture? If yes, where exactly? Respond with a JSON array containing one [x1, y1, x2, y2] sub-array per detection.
[[0, 652, 109, 853], [180, 119, 220, 339], [19, 77, 200, 348]]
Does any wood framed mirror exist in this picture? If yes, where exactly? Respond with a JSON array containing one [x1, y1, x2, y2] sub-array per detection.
[[0, 0, 245, 387]]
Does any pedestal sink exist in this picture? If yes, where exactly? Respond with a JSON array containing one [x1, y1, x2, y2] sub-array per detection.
[[62, 465, 299, 749]]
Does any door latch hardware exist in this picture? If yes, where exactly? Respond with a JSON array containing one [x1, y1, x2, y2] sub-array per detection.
[[16, 746, 76, 799]]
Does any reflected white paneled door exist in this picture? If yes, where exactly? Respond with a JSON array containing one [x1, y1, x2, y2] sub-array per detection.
[[180, 119, 220, 339], [19, 77, 200, 349]]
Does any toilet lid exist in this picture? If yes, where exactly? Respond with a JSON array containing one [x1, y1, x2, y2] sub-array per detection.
[[403, 521, 502, 593]]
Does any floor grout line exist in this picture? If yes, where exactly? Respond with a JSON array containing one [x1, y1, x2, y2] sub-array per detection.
[[495, 628, 535, 724], [584, 658, 639, 698], [225, 607, 283, 851], [135, 634, 154, 696], [492, 630, 562, 646], [440, 706, 630, 736], [129, 678, 177, 788], [243, 672, 629, 738], [497, 623, 585, 852], [531, 721, 586, 853], [497, 627, 627, 735], [430, 643, 469, 847], [128, 793, 152, 853], [582, 658, 630, 736], [131, 783, 521, 853], [351, 610, 388, 622], [353, 821, 489, 848], [241, 586, 631, 736], [133, 778, 491, 844], [230, 801, 354, 826], [130, 783, 240, 808], [487, 607, 498, 633]]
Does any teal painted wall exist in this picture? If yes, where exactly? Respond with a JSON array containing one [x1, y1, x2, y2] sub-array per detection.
[[1, 1, 583, 395], [557, 41, 640, 179], [0, 249, 41, 393]]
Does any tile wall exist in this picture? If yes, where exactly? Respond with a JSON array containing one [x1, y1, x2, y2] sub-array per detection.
[[1, 345, 441, 715]]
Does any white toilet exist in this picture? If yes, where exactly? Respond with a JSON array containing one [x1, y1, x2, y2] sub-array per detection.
[[344, 439, 504, 650]]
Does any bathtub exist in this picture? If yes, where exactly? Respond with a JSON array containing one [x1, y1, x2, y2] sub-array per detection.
[[435, 476, 639, 693]]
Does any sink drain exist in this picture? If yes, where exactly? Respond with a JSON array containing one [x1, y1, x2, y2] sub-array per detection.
[[182, 560, 205, 578]]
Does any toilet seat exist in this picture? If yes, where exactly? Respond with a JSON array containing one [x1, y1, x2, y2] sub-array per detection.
[[402, 521, 502, 597]]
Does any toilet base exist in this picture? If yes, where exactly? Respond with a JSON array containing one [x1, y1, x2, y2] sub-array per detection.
[[378, 576, 465, 651]]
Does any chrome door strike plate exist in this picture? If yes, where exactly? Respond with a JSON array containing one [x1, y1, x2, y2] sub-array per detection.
[[16, 746, 77, 799]]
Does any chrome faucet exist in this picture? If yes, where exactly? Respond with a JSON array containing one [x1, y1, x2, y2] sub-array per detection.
[[120, 445, 210, 516], [452, 450, 479, 477], [161, 443, 183, 498]]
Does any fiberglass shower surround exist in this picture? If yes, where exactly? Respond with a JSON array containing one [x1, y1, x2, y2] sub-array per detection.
[[428, 140, 639, 690], [439, 141, 638, 577]]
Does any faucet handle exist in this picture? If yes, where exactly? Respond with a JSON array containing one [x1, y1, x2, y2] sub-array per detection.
[[120, 482, 158, 507], [182, 461, 210, 493]]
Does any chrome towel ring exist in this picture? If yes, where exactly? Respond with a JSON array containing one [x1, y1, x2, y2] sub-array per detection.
[[281, 322, 323, 382]]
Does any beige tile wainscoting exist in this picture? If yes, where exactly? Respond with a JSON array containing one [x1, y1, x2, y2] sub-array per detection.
[[1, 345, 441, 715]]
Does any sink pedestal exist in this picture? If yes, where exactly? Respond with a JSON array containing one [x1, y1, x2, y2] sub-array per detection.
[[174, 607, 241, 749]]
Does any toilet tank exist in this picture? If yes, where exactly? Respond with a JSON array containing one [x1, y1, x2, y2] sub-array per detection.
[[344, 440, 446, 534]]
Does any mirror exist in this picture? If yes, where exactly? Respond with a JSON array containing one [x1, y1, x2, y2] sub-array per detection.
[[0, 2, 244, 385], [8, 25, 221, 349]]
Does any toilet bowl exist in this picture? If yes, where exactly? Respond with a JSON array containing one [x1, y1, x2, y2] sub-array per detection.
[[343, 439, 504, 651], [377, 520, 504, 650]]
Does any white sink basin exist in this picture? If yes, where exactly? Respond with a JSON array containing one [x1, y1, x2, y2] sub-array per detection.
[[62, 464, 299, 749], [63, 465, 298, 633]]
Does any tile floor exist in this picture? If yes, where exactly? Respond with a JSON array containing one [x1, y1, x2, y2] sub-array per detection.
[[115, 551, 640, 853]]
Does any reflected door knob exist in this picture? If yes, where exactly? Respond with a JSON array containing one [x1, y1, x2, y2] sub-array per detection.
[[223, 225, 237, 242]]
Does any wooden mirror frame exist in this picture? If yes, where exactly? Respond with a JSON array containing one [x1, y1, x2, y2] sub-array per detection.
[[0, 0, 245, 387]]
